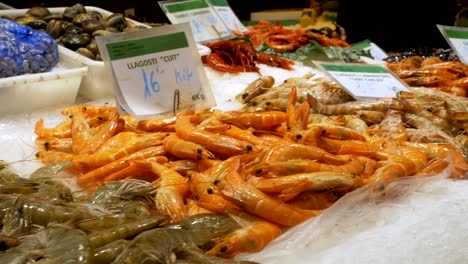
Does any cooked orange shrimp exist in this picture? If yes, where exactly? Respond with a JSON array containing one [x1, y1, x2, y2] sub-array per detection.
[[188, 171, 240, 213], [100, 156, 168, 183], [34, 117, 72, 139], [287, 191, 341, 210], [216, 157, 320, 226], [249, 171, 357, 201], [403, 142, 468, 178], [76, 146, 166, 187], [74, 132, 166, 171], [163, 133, 215, 160], [249, 157, 366, 178], [219, 111, 287, 130], [36, 137, 73, 153], [317, 137, 383, 157], [186, 198, 214, 216], [36, 150, 76, 166], [261, 142, 350, 165], [71, 107, 120, 155], [175, 116, 253, 159], [207, 209, 282, 258], [364, 153, 419, 184], [133, 160, 189, 222]]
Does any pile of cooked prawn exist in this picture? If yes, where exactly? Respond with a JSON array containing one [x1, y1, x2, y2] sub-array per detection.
[[4, 76, 466, 261]]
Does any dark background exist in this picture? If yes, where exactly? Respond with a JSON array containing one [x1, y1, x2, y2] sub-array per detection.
[[1, 0, 310, 23], [2, 0, 466, 51]]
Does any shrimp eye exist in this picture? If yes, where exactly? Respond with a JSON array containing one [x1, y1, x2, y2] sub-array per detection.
[[82, 106, 87, 111], [241, 93, 248, 99], [44, 142, 50, 151], [220, 245, 228, 253], [321, 129, 327, 135], [68, 115, 73, 118], [207, 187, 214, 194], [255, 168, 263, 174], [213, 179, 220, 185], [295, 134, 302, 140], [426, 107, 434, 113], [197, 147, 203, 154], [251, 102, 258, 106], [246, 145, 253, 151], [35, 152, 40, 158], [98, 116, 104, 121], [265, 101, 271, 106]]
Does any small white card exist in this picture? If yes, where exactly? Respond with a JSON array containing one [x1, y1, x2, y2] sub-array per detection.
[[159, 0, 231, 43], [315, 62, 410, 100], [437, 24, 468, 64], [352, 39, 388, 61], [206, 0, 247, 33], [96, 23, 215, 118]]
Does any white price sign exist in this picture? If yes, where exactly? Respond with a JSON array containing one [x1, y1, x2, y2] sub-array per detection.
[[352, 39, 388, 61], [159, 0, 231, 43], [96, 24, 215, 118], [206, 0, 247, 33], [438, 25, 468, 64], [315, 62, 409, 100]]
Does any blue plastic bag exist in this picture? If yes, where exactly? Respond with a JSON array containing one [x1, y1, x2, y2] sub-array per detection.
[[0, 18, 59, 78]]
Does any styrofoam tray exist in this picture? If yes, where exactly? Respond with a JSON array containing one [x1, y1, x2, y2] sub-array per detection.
[[0, 6, 211, 101], [0, 45, 88, 115]]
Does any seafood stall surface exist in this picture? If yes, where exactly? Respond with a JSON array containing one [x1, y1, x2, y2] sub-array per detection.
[[1, 65, 468, 263]]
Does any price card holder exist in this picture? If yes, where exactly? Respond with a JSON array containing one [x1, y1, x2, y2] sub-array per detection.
[[158, 0, 231, 43], [206, 0, 247, 33], [96, 23, 216, 119], [314, 61, 410, 100], [437, 24, 468, 64], [352, 39, 388, 61]]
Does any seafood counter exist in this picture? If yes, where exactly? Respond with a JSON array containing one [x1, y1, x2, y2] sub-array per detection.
[[1, 8, 468, 263], [1, 60, 468, 263]]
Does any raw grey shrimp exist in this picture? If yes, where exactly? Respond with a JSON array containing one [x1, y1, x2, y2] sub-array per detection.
[[93, 239, 130, 263], [0, 226, 91, 263], [165, 213, 240, 237], [87, 179, 156, 205], [2, 196, 93, 236], [112, 228, 216, 263], [87, 216, 167, 249]]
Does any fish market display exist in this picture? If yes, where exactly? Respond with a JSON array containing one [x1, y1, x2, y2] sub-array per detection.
[[386, 55, 468, 97], [0, 17, 58, 78], [19, 77, 467, 260]]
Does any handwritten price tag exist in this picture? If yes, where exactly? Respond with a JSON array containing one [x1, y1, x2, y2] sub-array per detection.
[[315, 62, 409, 100], [96, 24, 215, 118], [438, 25, 468, 64], [207, 0, 246, 32], [159, 0, 231, 43]]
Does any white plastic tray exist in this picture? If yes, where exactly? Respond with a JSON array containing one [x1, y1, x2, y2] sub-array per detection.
[[0, 45, 88, 115], [0, 6, 211, 101]]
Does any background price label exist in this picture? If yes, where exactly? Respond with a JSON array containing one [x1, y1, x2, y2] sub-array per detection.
[[352, 39, 388, 61], [159, 0, 231, 43], [438, 25, 468, 64], [207, 0, 247, 33], [315, 62, 409, 100], [97, 24, 215, 118]]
